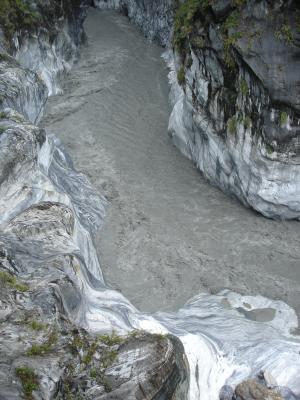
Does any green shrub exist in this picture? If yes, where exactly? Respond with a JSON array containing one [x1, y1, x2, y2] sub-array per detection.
[[101, 349, 118, 369], [26, 331, 58, 356], [223, 32, 243, 69], [192, 36, 205, 48], [98, 331, 123, 347], [226, 31, 244, 44], [28, 320, 46, 331], [0, 52, 12, 62], [173, 0, 209, 56], [177, 66, 186, 86], [0, 0, 41, 40], [71, 334, 84, 351], [82, 339, 98, 365], [15, 366, 39, 399], [90, 369, 97, 379], [224, 10, 240, 30], [126, 329, 140, 339], [0, 271, 28, 292], [275, 24, 294, 45]]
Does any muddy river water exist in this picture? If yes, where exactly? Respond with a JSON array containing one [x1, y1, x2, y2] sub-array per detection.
[[43, 9, 300, 319]]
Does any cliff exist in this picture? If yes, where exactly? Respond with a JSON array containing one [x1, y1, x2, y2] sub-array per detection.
[[0, 1, 189, 398], [95, 0, 300, 219], [169, 0, 300, 219]]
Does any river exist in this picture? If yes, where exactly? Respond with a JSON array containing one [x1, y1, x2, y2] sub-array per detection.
[[41, 9, 300, 398], [42, 8, 300, 318]]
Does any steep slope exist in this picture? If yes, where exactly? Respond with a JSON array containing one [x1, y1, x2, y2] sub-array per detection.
[[0, 1, 189, 398], [95, 0, 300, 219]]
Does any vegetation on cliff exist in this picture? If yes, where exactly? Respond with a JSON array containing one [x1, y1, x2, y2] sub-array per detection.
[[0, 270, 29, 292], [172, 0, 299, 154], [173, 0, 299, 83], [15, 366, 39, 400], [173, 0, 248, 82], [0, 0, 82, 44], [0, 0, 40, 40]]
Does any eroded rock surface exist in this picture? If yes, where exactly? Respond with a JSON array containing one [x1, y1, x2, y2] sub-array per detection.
[[0, 55, 47, 123], [168, 0, 300, 219], [0, 199, 188, 399], [0, 2, 189, 399], [0, 258, 187, 399]]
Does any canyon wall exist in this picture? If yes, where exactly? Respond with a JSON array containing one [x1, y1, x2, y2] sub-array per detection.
[[0, 1, 188, 398], [95, 0, 300, 220]]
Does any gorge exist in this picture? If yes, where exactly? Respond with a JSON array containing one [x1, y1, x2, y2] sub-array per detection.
[[0, 1, 300, 399]]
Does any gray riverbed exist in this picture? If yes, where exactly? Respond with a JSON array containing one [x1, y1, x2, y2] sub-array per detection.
[[42, 9, 300, 320]]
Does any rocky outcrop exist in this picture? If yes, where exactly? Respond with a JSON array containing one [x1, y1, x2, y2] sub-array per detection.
[[0, 0, 90, 125], [0, 55, 47, 123], [168, 0, 300, 219], [95, 333, 189, 399], [0, 201, 188, 399], [95, 0, 300, 219], [234, 379, 283, 400], [0, 0, 90, 100], [0, 110, 189, 397]]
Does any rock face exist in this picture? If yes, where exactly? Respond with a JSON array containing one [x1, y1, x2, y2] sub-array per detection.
[[234, 379, 283, 400], [168, 0, 300, 219], [0, 0, 90, 125], [0, 55, 47, 123], [95, 0, 300, 220], [96, 333, 189, 399], [0, 202, 188, 399], [0, 111, 189, 398], [0, 0, 90, 101]]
